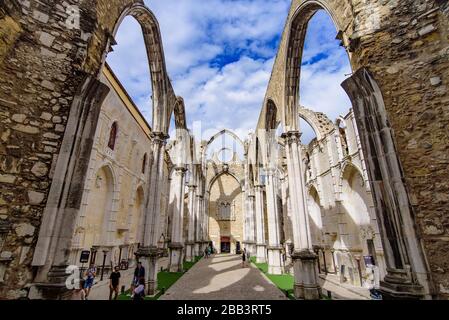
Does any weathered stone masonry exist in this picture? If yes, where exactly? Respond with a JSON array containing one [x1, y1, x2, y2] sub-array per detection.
[[256, 0, 449, 299], [0, 0, 168, 299]]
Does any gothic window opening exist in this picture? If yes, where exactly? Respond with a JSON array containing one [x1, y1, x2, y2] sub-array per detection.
[[217, 200, 236, 221], [108, 122, 118, 150], [142, 153, 147, 174]]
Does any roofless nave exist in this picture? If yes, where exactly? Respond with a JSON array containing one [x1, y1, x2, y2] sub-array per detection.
[[0, 0, 448, 300]]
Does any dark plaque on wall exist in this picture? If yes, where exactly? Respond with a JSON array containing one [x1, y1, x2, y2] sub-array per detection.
[[363, 255, 375, 266], [80, 250, 91, 263]]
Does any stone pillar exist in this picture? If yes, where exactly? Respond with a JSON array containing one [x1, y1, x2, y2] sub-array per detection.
[[254, 184, 267, 263], [168, 167, 187, 272], [194, 194, 203, 257], [28, 78, 110, 300], [200, 195, 208, 252], [284, 131, 321, 300], [203, 193, 210, 250], [247, 193, 257, 256], [136, 132, 169, 296], [342, 69, 432, 299], [265, 168, 283, 275], [185, 185, 197, 262]]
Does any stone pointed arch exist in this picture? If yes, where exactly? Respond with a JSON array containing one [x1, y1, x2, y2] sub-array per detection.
[[205, 129, 245, 150], [336, 161, 365, 201], [265, 99, 279, 130], [284, 0, 351, 130], [298, 107, 335, 141], [207, 170, 244, 194], [105, 2, 171, 134], [172, 96, 187, 130]]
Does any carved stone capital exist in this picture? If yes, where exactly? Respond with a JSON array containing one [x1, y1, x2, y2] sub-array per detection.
[[282, 131, 302, 145], [151, 132, 170, 145], [291, 249, 317, 261], [135, 246, 160, 258], [174, 166, 187, 174]]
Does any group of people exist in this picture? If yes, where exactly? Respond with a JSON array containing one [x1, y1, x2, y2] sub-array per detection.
[[71, 261, 147, 301]]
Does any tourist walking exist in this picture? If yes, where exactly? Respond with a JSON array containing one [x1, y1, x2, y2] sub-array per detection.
[[109, 266, 121, 300], [83, 263, 97, 299], [242, 248, 247, 268]]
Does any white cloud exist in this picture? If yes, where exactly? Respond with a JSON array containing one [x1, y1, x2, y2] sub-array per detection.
[[106, 2, 351, 145]]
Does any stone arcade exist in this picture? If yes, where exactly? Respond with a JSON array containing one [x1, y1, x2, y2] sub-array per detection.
[[0, 0, 448, 300]]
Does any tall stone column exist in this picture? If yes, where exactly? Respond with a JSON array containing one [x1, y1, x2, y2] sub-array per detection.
[[194, 194, 203, 256], [29, 78, 110, 299], [202, 194, 209, 250], [168, 167, 187, 272], [283, 131, 321, 300], [185, 185, 197, 262], [200, 195, 208, 252], [265, 168, 283, 274], [254, 184, 267, 263], [137, 132, 169, 295], [247, 193, 257, 256]]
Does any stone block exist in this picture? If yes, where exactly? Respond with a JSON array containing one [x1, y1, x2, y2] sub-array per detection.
[[39, 32, 55, 47], [11, 114, 26, 123], [14, 223, 35, 238], [31, 162, 48, 177], [12, 124, 39, 134], [0, 174, 16, 184], [28, 191, 45, 205]]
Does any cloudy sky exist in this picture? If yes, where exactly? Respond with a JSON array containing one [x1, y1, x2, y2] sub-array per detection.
[[106, 0, 352, 144]]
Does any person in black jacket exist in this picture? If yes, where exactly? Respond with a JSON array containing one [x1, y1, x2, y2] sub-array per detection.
[[131, 261, 145, 296]]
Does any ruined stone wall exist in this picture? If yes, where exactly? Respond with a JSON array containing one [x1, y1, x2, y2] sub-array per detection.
[[260, 0, 449, 298], [300, 110, 386, 282], [0, 0, 158, 299], [67, 66, 153, 268]]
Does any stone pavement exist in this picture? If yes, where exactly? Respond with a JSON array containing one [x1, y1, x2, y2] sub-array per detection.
[[160, 254, 287, 300]]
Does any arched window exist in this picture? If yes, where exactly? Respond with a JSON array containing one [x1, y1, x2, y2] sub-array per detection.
[[142, 153, 147, 174], [108, 122, 118, 150]]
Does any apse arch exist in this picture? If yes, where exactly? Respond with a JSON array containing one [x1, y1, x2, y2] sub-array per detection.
[[207, 171, 244, 194]]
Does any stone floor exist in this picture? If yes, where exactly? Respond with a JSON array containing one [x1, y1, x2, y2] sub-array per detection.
[[160, 254, 288, 300]]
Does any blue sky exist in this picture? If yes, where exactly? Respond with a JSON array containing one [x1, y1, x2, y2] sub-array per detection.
[[106, 0, 352, 144]]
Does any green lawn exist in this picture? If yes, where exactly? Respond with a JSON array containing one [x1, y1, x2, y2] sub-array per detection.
[[118, 256, 202, 300], [250, 257, 329, 300], [251, 257, 295, 300]]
